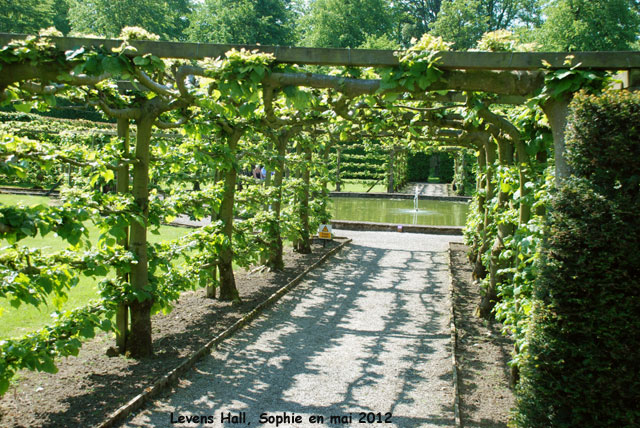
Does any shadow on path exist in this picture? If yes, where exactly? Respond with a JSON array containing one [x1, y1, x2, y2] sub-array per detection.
[[126, 240, 455, 428]]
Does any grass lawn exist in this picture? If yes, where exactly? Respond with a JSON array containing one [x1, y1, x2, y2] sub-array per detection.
[[0, 193, 191, 339]]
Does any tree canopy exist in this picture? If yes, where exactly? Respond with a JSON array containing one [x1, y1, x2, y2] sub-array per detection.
[[300, 0, 394, 48], [536, 0, 640, 51], [1, 0, 639, 49], [186, 0, 296, 45], [0, 0, 56, 34], [67, 0, 192, 40]]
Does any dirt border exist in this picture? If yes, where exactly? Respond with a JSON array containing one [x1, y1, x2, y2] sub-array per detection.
[[97, 237, 351, 428], [449, 241, 515, 427]]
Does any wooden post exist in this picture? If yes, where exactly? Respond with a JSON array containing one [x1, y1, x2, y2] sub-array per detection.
[[628, 69, 640, 89], [542, 95, 572, 185]]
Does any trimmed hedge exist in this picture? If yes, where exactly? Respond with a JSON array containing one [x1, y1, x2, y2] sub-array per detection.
[[407, 151, 430, 181], [514, 91, 640, 427]]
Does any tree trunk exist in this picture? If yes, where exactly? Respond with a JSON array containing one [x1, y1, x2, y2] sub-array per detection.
[[115, 118, 130, 354], [218, 131, 242, 301], [478, 137, 515, 320], [473, 140, 496, 281], [469, 145, 486, 265], [514, 140, 531, 225], [387, 148, 395, 193], [335, 147, 341, 192], [128, 115, 153, 358], [267, 133, 287, 270], [296, 143, 312, 254], [206, 170, 219, 299]]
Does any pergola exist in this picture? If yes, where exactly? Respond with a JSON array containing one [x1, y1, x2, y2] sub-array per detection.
[[2, 32, 640, 181]]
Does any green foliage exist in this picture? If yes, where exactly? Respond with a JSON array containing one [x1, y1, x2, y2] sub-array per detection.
[[186, 0, 296, 45], [0, 0, 56, 35], [0, 300, 115, 396], [392, 0, 443, 47], [119, 26, 160, 41], [358, 33, 401, 50], [332, 143, 387, 182], [437, 151, 454, 183], [68, 0, 192, 40], [378, 34, 447, 97], [430, 0, 488, 50], [452, 151, 476, 195], [474, 29, 540, 52], [478, 0, 541, 31], [536, 0, 640, 51], [197, 49, 274, 125], [535, 58, 610, 103], [514, 90, 640, 427], [407, 151, 430, 181], [300, 0, 394, 48]]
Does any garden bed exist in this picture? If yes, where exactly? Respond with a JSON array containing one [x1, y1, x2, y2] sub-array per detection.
[[0, 239, 343, 428], [450, 242, 515, 427]]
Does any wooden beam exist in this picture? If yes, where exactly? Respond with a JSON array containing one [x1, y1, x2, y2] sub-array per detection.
[[2, 33, 640, 70]]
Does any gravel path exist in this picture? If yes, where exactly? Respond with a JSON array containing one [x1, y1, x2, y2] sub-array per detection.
[[122, 230, 462, 428]]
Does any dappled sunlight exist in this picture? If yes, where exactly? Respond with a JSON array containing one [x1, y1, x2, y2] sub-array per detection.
[[124, 232, 460, 428]]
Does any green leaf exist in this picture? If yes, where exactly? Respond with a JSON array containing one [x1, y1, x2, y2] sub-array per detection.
[[102, 56, 124, 76], [40, 357, 58, 374], [0, 377, 9, 396], [79, 324, 95, 338], [103, 169, 114, 182], [133, 56, 150, 66], [14, 103, 33, 113]]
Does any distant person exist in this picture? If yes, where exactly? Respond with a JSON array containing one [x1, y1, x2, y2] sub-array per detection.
[[253, 165, 261, 179], [261, 165, 267, 180]]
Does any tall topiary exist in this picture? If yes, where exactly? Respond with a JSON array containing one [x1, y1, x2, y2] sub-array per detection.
[[514, 90, 640, 427]]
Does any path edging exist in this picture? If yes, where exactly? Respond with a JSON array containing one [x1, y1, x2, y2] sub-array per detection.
[[97, 237, 352, 428], [448, 244, 462, 428]]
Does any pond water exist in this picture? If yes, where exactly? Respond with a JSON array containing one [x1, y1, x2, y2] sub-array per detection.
[[330, 197, 469, 226]]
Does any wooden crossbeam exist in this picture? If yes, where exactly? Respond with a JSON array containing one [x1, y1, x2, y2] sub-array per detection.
[[2, 33, 640, 70]]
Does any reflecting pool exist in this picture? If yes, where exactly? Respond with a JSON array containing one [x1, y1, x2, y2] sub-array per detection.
[[330, 197, 469, 226]]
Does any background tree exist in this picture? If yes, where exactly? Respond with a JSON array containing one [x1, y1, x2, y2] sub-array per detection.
[[480, 0, 541, 31], [536, 0, 640, 51], [300, 0, 394, 48], [430, 0, 488, 50], [68, 0, 192, 40], [52, 0, 72, 35], [392, 0, 443, 46], [0, 0, 55, 34], [186, 0, 296, 45]]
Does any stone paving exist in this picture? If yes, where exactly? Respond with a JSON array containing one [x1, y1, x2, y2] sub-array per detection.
[[399, 183, 450, 197]]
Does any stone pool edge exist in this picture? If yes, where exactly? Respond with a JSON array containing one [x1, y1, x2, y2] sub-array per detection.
[[330, 191, 471, 202], [332, 219, 464, 235]]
